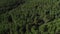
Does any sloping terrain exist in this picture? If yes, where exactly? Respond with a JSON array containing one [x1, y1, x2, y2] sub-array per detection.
[[0, 0, 60, 34]]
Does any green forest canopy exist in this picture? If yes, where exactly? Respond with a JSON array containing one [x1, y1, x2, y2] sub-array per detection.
[[0, 0, 60, 34]]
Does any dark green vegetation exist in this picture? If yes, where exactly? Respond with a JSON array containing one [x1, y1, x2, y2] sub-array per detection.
[[0, 0, 60, 34]]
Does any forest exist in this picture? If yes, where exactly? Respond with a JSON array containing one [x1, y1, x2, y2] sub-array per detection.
[[0, 0, 60, 34]]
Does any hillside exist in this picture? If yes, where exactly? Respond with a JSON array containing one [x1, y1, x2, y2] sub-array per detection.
[[0, 0, 60, 34]]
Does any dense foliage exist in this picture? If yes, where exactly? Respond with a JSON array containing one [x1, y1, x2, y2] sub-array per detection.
[[0, 0, 60, 34]]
